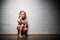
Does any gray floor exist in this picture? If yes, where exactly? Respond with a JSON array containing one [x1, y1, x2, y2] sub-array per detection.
[[0, 34, 60, 40]]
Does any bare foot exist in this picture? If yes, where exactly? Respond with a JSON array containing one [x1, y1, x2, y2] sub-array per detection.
[[19, 34, 23, 38]]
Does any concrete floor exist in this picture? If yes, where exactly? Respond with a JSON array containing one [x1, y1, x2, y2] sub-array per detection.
[[0, 34, 60, 40]]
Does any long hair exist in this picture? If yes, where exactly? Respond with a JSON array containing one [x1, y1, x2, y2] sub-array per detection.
[[18, 11, 26, 20]]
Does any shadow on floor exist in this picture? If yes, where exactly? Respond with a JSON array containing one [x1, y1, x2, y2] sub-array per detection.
[[18, 36, 28, 40]]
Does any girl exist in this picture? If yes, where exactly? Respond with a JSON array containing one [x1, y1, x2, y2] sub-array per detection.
[[17, 11, 28, 38]]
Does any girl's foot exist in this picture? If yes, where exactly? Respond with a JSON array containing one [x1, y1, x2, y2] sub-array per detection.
[[19, 34, 23, 38]]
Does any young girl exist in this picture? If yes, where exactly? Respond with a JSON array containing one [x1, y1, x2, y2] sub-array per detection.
[[17, 11, 28, 38]]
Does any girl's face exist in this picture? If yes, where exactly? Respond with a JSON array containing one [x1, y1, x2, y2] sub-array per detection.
[[20, 12, 25, 18]]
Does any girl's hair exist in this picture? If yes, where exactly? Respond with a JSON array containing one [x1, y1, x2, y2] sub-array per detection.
[[18, 11, 26, 20]]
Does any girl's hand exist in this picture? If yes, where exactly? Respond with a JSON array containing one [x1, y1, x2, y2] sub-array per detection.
[[17, 19, 20, 23], [20, 17, 22, 19], [17, 17, 22, 23], [19, 17, 23, 23]]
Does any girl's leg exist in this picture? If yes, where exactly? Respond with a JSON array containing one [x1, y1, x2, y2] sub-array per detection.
[[23, 25, 28, 32], [23, 27, 28, 36], [23, 27, 28, 32], [17, 25, 20, 35], [17, 25, 20, 31], [19, 24, 24, 38]]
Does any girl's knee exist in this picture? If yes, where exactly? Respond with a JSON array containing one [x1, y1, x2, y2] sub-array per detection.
[[17, 25, 20, 30], [23, 28, 28, 31]]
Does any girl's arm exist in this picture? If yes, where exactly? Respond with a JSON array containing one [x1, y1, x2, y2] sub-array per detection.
[[17, 17, 23, 24], [19, 17, 23, 23], [25, 21, 28, 28], [17, 18, 20, 24]]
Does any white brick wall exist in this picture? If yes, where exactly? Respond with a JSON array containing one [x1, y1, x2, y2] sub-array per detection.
[[0, 0, 59, 34]]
